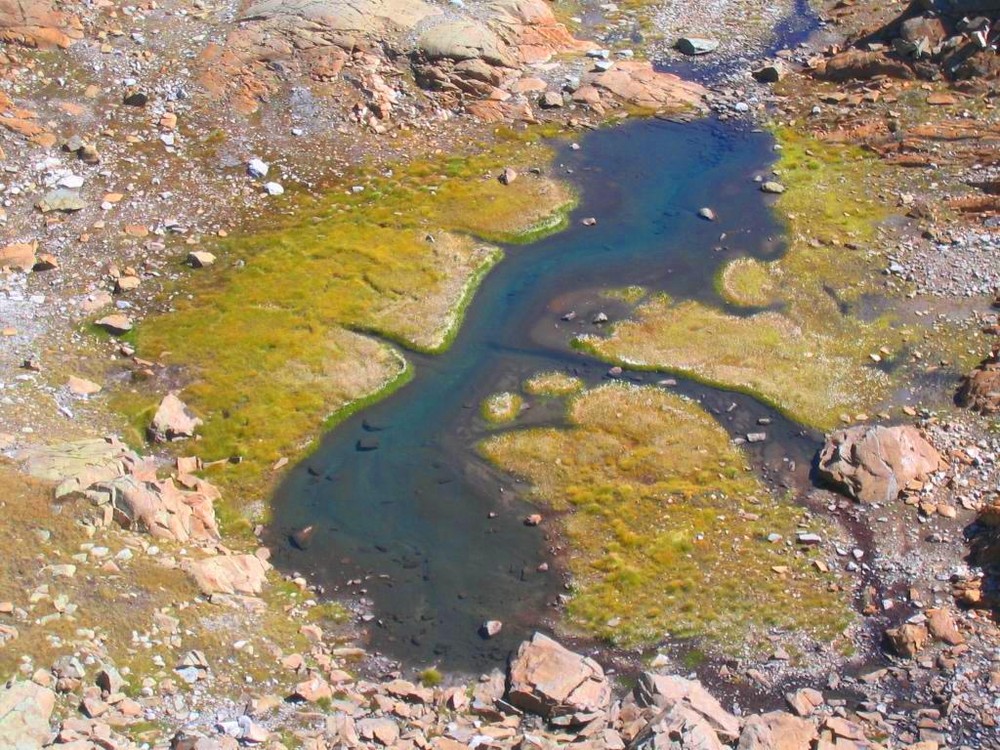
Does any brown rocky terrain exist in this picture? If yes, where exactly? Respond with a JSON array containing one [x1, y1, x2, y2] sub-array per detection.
[[1, 0, 1000, 747]]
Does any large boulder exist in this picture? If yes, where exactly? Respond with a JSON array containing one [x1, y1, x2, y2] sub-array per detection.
[[90, 475, 221, 543], [184, 554, 271, 596], [507, 633, 611, 724], [737, 711, 817, 750], [417, 21, 515, 68], [0, 680, 56, 750], [957, 347, 1000, 415], [635, 673, 740, 742], [816, 425, 940, 503], [574, 61, 707, 113], [149, 393, 203, 442], [241, 0, 439, 36]]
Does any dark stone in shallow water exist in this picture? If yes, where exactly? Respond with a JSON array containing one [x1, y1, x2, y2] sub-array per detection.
[[357, 437, 380, 451]]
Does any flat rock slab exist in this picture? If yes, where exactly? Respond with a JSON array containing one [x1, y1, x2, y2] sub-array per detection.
[[16, 436, 146, 497]]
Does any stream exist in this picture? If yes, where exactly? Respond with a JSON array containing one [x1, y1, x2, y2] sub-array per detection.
[[265, 117, 826, 673]]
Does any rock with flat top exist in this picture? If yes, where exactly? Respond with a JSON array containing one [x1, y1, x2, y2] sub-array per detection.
[[816, 425, 940, 503], [507, 632, 611, 724], [95, 314, 133, 335], [0, 241, 37, 271], [184, 553, 270, 596], [149, 393, 203, 442], [187, 251, 216, 268], [67, 376, 101, 396], [675, 37, 718, 55]]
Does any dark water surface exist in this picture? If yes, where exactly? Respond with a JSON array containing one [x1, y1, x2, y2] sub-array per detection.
[[266, 118, 822, 673]]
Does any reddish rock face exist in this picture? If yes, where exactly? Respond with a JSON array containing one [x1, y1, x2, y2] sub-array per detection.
[[507, 632, 611, 724], [0, 0, 83, 49], [958, 348, 1000, 415], [816, 50, 915, 82], [816, 425, 941, 504]]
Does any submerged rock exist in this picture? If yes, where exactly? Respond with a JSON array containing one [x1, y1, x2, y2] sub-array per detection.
[[816, 425, 940, 503]]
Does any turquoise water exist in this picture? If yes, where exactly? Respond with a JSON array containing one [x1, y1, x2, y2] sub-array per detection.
[[266, 118, 821, 672]]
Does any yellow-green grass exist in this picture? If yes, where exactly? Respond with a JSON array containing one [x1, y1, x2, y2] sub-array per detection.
[[717, 257, 779, 307], [523, 371, 585, 397], [601, 286, 647, 305], [0, 464, 315, 696], [481, 391, 524, 424], [580, 129, 906, 430], [480, 383, 852, 650], [112, 139, 576, 500]]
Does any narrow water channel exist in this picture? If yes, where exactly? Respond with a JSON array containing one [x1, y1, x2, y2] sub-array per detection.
[[265, 118, 823, 673]]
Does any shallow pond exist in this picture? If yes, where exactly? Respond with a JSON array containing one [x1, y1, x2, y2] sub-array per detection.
[[265, 118, 823, 672]]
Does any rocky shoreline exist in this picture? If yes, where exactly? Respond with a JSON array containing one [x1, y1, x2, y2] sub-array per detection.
[[2, 0, 1000, 747]]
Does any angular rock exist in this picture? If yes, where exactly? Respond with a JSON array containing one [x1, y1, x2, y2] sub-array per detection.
[[675, 37, 719, 55], [95, 314, 133, 335], [738, 711, 817, 750], [149, 393, 203, 442], [187, 251, 216, 268], [635, 672, 740, 742], [751, 62, 785, 83], [886, 622, 929, 658], [816, 425, 940, 503], [957, 348, 999, 415], [291, 675, 332, 703], [629, 703, 725, 750], [184, 553, 270, 596], [0, 241, 37, 272], [94, 474, 220, 543], [36, 188, 85, 213], [0, 680, 56, 750], [507, 632, 611, 723], [925, 608, 964, 645]]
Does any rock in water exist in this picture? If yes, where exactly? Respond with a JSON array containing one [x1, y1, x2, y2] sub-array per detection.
[[0, 680, 56, 750], [698, 207, 716, 221], [761, 181, 786, 194], [816, 425, 940, 503], [480, 620, 502, 638], [149, 393, 203, 442], [507, 632, 611, 724], [675, 37, 719, 55]]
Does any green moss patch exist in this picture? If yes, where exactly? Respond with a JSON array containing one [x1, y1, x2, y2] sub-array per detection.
[[481, 391, 524, 424], [717, 257, 779, 308], [113, 139, 575, 495], [480, 383, 852, 650], [523, 370, 585, 397]]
